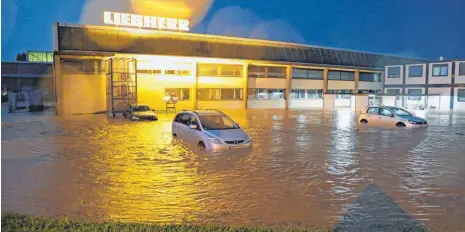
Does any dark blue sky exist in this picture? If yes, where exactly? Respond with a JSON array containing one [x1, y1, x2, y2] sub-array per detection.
[[2, 0, 465, 61]]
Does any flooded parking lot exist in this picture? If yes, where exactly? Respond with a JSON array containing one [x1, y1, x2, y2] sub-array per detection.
[[2, 108, 465, 231]]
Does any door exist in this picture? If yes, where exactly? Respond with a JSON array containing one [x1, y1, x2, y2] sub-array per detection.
[[379, 108, 396, 126], [185, 114, 202, 147], [366, 107, 380, 123], [179, 113, 192, 139]]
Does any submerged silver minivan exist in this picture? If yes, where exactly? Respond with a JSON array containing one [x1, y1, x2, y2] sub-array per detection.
[[172, 110, 252, 150]]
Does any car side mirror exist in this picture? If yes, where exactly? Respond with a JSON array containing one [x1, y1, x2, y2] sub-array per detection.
[[236, 123, 240, 128], [189, 124, 198, 129]]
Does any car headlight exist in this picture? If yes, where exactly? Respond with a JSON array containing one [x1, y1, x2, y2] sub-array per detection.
[[408, 120, 416, 124], [244, 135, 252, 143], [206, 136, 222, 144]]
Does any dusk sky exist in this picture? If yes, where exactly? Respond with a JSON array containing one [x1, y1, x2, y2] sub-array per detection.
[[2, 0, 465, 61]]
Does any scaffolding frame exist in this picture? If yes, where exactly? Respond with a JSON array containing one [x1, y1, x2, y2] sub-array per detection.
[[106, 57, 138, 117]]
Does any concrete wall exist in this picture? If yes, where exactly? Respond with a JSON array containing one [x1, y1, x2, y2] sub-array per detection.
[[405, 64, 426, 85], [198, 76, 243, 88], [247, 99, 285, 109], [327, 80, 355, 90], [59, 74, 107, 114], [427, 87, 451, 110], [404, 87, 425, 108], [384, 65, 403, 85], [428, 62, 452, 84], [197, 100, 243, 109], [291, 79, 324, 89], [248, 78, 287, 89], [358, 81, 382, 91], [323, 94, 335, 109], [289, 99, 323, 108], [334, 99, 351, 107], [455, 61, 465, 84]]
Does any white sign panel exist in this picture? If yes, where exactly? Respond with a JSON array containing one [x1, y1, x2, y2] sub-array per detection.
[[103, 11, 190, 31]]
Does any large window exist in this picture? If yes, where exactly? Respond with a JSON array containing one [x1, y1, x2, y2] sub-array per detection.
[[61, 59, 100, 74], [197, 64, 242, 77], [28, 52, 53, 62], [458, 89, 465, 102], [328, 71, 354, 81], [407, 89, 422, 100], [327, 89, 352, 99], [459, 62, 465, 76], [292, 68, 323, 80], [248, 65, 286, 78], [359, 72, 382, 82], [386, 89, 401, 95], [408, 65, 423, 77], [165, 69, 191, 75], [387, 66, 401, 78], [165, 88, 190, 101], [248, 88, 286, 100], [432, 64, 448, 77], [290, 89, 323, 99], [197, 88, 242, 100]]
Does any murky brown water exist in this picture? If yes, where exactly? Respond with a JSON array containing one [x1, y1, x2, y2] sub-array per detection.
[[2, 108, 465, 231]]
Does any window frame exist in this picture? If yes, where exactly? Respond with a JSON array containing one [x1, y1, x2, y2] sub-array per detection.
[[408, 65, 423, 78], [387, 66, 401, 78], [432, 64, 449, 77], [457, 89, 465, 102], [458, 62, 465, 76], [165, 88, 191, 101]]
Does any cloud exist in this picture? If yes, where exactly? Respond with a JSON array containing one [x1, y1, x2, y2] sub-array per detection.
[[205, 6, 304, 43]]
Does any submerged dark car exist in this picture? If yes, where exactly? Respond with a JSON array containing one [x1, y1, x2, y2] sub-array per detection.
[[123, 104, 158, 121]]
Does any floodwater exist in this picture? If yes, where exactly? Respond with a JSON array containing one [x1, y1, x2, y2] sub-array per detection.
[[2, 107, 465, 231]]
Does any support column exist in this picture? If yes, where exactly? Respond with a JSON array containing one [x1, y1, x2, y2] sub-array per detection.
[[243, 63, 249, 109], [285, 65, 292, 110], [354, 69, 360, 93], [53, 55, 62, 115], [323, 68, 329, 93], [193, 63, 198, 110]]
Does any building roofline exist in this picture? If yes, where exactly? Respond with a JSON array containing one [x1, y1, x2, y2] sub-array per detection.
[[1, 61, 53, 64], [55, 49, 384, 72], [55, 22, 429, 61]]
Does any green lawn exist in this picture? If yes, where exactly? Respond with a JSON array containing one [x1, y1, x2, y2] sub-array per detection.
[[1, 212, 326, 232]]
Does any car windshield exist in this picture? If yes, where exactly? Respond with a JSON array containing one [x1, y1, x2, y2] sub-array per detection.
[[133, 105, 151, 112], [392, 108, 412, 116], [199, 114, 238, 130]]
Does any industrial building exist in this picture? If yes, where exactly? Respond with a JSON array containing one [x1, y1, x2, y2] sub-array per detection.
[[52, 16, 429, 115]]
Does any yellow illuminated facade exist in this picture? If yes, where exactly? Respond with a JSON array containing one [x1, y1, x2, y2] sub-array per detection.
[[53, 23, 424, 115]]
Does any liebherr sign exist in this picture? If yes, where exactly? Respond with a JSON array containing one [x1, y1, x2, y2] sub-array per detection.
[[103, 11, 190, 31]]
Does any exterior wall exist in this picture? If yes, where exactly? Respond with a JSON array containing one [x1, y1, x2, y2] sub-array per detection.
[[428, 62, 452, 84], [384, 65, 403, 85], [358, 81, 382, 91], [197, 101, 243, 109], [327, 80, 355, 90], [291, 79, 324, 89], [248, 78, 287, 88], [247, 99, 285, 109], [405, 64, 427, 85], [454, 87, 465, 111], [137, 74, 196, 111], [455, 61, 465, 84], [59, 73, 107, 114], [427, 87, 451, 110], [404, 87, 426, 107], [289, 99, 323, 108], [198, 76, 243, 88]]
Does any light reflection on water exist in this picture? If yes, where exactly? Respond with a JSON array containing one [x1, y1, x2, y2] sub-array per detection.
[[2, 109, 465, 230]]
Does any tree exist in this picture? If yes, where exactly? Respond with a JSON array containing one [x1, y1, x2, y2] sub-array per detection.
[[16, 52, 27, 61]]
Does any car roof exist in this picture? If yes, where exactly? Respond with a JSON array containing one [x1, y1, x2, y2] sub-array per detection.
[[177, 110, 224, 116]]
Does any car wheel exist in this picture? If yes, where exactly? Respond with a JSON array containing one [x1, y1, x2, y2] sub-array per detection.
[[396, 122, 406, 127], [153, 117, 158, 121], [360, 119, 368, 124], [198, 142, 206, 151]]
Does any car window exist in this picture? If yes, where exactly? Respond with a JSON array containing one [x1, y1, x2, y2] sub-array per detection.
[[133, 105, 150, 112], [380, 108, 394, 117], [198, 114, 238, 130], [174, 113, 182, 122], [188, 115, 198, 126], [367, 107, 379, 114], [392, 108, 412, 116], [180, 114, 191, 125]]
